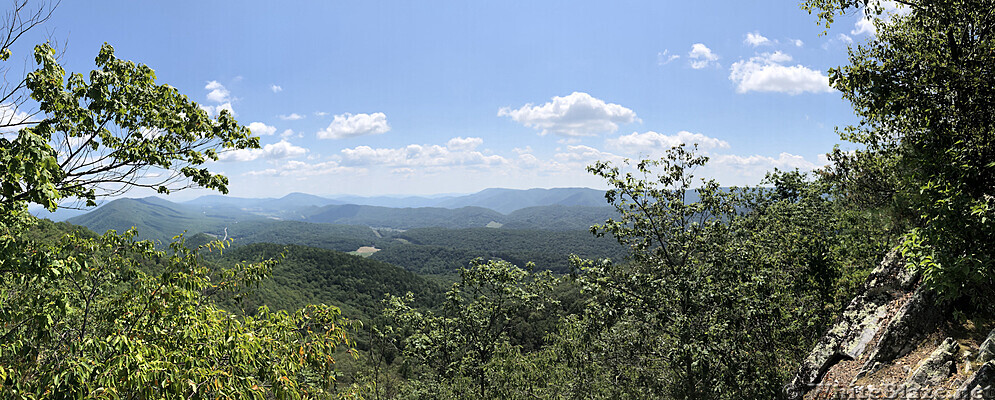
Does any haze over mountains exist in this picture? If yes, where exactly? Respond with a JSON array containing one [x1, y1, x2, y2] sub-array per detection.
[[181, 187, 608, 214], [47, 187, 627, 277], [55, 187, 616, 243]]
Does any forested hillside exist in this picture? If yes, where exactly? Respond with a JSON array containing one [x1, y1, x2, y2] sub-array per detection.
[[65, 193, 621, 237], [372, 227, 627, 274], [66, 196, 261, 242], [214, 243, 444, 323]]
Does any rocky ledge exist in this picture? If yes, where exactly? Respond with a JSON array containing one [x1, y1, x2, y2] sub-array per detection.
[[784, 250, 995, 399]]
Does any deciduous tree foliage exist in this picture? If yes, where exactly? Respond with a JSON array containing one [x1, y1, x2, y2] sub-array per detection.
[[1, 231, 354, 399], [369, 146, 886, 399], [1, 42, 257, 211], [0, 17, 357, 399], [806, 0, 995, 301], [378, 259, 556, 399]]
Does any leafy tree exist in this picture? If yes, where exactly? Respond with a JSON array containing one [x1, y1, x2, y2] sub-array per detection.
[[1, 231, 355, 399], [803, 0, 995, 301], [0, 0, 57, 132], [539, 145, 888, 399], [1, 42, 256, 211], [0, 9, 359, 398], [379, 259, 556, 399], [575, 145, 764, 399]]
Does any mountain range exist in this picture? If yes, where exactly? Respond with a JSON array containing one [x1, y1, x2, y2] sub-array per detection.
[[182, 187, 608, 214], [61, 187, 618, 243]]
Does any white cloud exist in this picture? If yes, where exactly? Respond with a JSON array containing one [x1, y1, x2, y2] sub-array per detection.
[[200, 80, 236, 117], [314, 111, 328, 117], [317, 112, 391, 139], [792, 39, 804, 47], [270, 84, 283, 93], [498, 92, 638, 137], [688, 43, 719, 69], [744, 32, 771, 47], [554, 145, 624, 164], [246, 160, 359, 177], [657, 50, 680, 65], [852, 17, 875, 36], [279, 113, 305, 121], [518, 153, 541, 166], [838, 34, 854, 44], [712, 152, 820, 171], [205, 81, 230, 103], [608, 131, 730, 154], [247, 122, 276, 136], [729, 52, 832, 95], [694, 152, 827, 186], [200, 102, 234, 117], [219, 139, 307, 162], [280, 129, 296, 139], [766, 51, 793, 63], [339, 138, 507, 168], [446, 136, 483, 151], [852, 1, 910, 36], [512, 146, 533, 155], [0, 103, 32, 133]]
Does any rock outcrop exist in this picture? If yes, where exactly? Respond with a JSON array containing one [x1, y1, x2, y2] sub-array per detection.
[[784, 250, 994, 399], [783, 250, 923, 399], [907, 337, 957, 387]]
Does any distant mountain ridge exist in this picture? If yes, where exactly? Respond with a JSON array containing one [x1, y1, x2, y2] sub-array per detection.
[[66, 197, 261, 242], [186, 187, 609, 213], [63, 187, 619, 244], [434, 187, 607, 213]]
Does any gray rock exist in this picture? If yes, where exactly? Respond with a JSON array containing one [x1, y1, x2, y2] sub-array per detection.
[[979, 329, 995, 364], [854, 284, 946, 379], [953, 361, 995, 400], [783, 250, 909, 400], [907, 337, 958, 387]]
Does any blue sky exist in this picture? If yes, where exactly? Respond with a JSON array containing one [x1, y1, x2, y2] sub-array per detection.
[[29, 1, 872, 198]]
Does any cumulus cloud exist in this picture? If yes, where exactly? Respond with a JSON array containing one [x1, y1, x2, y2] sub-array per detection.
[[518, 153, 542, 166], [279, 113, 305, 121], [608, 131, 730, 154], [270, 84, 283, 93], [657, 50, 680, 65], [219, 140, 307, 162], [513, 146, 533, 155], [446, 136, 484, 151], [713, 152, 819, 170], [0, 103, 32, 133], [792, 39, 804, 47], [693, 152, 827, 185], [852, 1, 910, 35], [729, 52, 832, 95], [744, 32, 771, 47], [339, 138, 506, 168], [765, 51, 793, 63], [199, 80, 236, 117], [200, 102, 234, 118], [205, 81, 230, 103], [314, 111, 329, 117], [316, 112, 391, 139], [553, 145, 625, 165], [498, 92, 638, 137], [247, 122, 277, 136], [246, 160, 358, 177], [688, 43, 719, 69]]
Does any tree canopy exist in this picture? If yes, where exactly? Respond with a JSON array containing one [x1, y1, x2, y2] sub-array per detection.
[[806, 0, 995, 301], [0, 5, 360, 397]]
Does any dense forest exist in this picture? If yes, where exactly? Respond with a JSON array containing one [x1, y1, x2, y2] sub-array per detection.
[[3, 1, 995, 399]]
